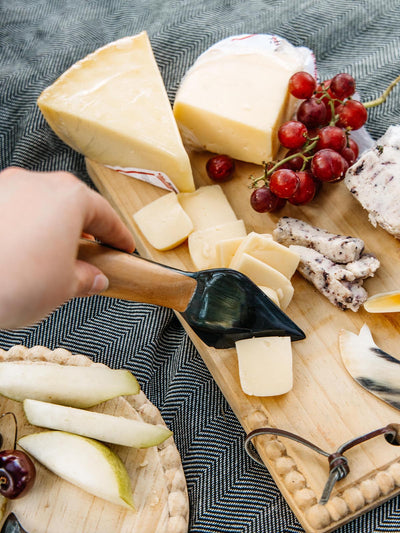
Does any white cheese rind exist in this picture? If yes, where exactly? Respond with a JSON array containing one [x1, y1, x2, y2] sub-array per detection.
[[188, 220, 247, 270], [38, 32, 194, 193], [173, 34, 314, 164], [235, 336, 293, 396], [133, 192, 193, 250]]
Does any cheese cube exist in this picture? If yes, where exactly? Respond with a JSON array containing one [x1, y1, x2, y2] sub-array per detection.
[[232, 253, 294, 310], [178, 185, 237, 231], [230, 232, 300, 279], [235, 336, 293, 396], [215, 237, 245, 268], [174, 34, 309, 164], [188, 220, 247, 270], [38, 32, 195, 193], [133, 192, 193, 251]]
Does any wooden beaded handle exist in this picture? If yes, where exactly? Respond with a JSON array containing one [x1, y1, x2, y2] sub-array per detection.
[[78, 239, 197, 311]]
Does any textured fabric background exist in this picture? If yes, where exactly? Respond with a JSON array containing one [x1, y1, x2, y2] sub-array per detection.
[[1, 1, 400, 531]]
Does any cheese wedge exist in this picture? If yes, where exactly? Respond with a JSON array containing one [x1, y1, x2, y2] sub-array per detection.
[[235, 336, 293, 396], [230, 232, 300, 279], [133, 192, 193, 250], [178, 185, 237, 231], [232, 253, 294, 309], [188, 220, 247, 270], [258, 286, 280, 307], [174, 34, 311, 164], [38, 32, 194, 192], [216, 237, 245, 268]]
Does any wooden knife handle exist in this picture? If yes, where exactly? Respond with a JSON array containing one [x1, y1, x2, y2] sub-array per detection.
[[78, 239, 197, 312]]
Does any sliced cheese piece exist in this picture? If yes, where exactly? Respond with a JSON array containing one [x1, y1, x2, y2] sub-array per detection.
[[215, 237, 245, 268], [38, 31, 195, 192], [178, 185, 237, 231], [230, 232, 300, 279], [174, 34, 312, 164], [133, 192, 193, 250], [188, 220, 247, 270], [235, 336, 292, 396], [258, 286, 280, 307], [232, 253, 294, 310]]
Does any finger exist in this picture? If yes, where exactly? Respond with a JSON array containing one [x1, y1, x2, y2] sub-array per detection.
[[73, 259, 109, 298], [81, 188, 135, 253]]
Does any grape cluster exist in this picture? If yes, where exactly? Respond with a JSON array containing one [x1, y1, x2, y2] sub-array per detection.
[[250, 71, 367, 213]]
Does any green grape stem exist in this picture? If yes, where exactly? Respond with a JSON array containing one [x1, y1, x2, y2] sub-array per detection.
[[363, 74, 400, 109]]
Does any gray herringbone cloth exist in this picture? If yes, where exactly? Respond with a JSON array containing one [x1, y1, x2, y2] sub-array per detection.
[[1, 1, 400, 531]]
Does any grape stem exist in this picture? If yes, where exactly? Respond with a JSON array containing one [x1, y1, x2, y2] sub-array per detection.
[[363, 74, 400, 109]]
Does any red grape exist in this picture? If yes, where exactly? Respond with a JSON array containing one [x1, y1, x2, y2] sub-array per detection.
[[311, 149, 348, 182], [336, 100, 368, 130], [297, 98, 327, 129], [284, 149, 306, 171], [348, 137, 359, 159], [288, 71, 317, 99], [340, 146, 356, 165], [206, 154, 235, 182], [0, 449, 36, 499], [316, 126, 347, 152], [330, 73, 356, 99], [269, 169, 300, 199], [288, 171, 317, 205], [250, 186, 285, 213], [278, 121, 308, 149]]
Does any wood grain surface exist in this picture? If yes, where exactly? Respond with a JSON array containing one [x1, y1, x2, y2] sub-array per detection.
[[87, 153, 400, 533], [0, 346, 189, 533]]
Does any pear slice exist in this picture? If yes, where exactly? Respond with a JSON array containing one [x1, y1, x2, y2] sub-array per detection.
[[0, 362, 139, 407], [23, 399, 172, 448], [18, 430, 135, 510]]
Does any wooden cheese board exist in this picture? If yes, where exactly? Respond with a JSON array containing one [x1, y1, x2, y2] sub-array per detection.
[[87, 152, 400, 533], [0, 345, 189, 533]]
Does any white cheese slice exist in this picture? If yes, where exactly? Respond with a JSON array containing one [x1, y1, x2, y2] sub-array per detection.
[[215, 237, 246, 268], [230, 232, 300, 279], [235, 336, 293, 396], [173, 34, 313, 164], [258, 286, 280, 307], [133, 192, 193, 251], [38, 31, 195, 193], [188, 220, 247, 270], [178, 185, 237, 231], [232, 253, 294, 310]]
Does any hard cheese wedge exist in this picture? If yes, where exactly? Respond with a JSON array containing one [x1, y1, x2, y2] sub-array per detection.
[[230, 232, 300, 279], [188, 220, 247, 270], [38, 31, 195, 192], [235, 336, 293, 396], [216, 236, 246, 268], [173, 34, 311, 164], [133, 192, 193, 250], [178, 185, 237, 231]]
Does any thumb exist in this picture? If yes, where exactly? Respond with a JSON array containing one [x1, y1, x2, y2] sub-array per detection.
[[73, 259, 109, 297]]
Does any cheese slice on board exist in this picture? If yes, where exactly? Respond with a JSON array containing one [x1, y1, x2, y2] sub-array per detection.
[[173, 34, 313, 164], [235, 336, 293, 396], [230, 232, 300, 279], [232, 253, 294, 310], [215, 237, 246, 268], [38, 31, 195, 192], [178, 185, 237, 231], [188, 220, 247, 270], [133, 192, 193, 250]]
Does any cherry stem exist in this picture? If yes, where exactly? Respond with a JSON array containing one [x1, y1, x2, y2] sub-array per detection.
[[0, 412, 18, 450], [363, 74, 400, 109]]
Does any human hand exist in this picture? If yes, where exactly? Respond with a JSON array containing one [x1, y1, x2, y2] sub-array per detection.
[[0, 167, 135, 329]]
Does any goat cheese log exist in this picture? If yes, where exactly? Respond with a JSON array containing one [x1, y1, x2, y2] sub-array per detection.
[[274, 218, 380, 311], [345, 125, 400, 238], [272, 216, 364, 263]]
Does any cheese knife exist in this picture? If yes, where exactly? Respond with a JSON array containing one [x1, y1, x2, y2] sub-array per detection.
[[339, 323, 400, 410], [78, 239, 305, 349]]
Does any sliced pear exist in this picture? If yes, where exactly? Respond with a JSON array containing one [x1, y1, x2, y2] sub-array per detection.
[[0, 362, 139, 407], [19, 431, 135, 510], [23, 399, 172, 448]]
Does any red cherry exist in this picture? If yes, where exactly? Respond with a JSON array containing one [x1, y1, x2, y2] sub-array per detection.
[[206, 154, 235, 182], [0, 449, 36, 499]]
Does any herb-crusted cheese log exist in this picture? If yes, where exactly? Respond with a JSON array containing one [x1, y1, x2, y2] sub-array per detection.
[[345, 125, 400, 238]]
